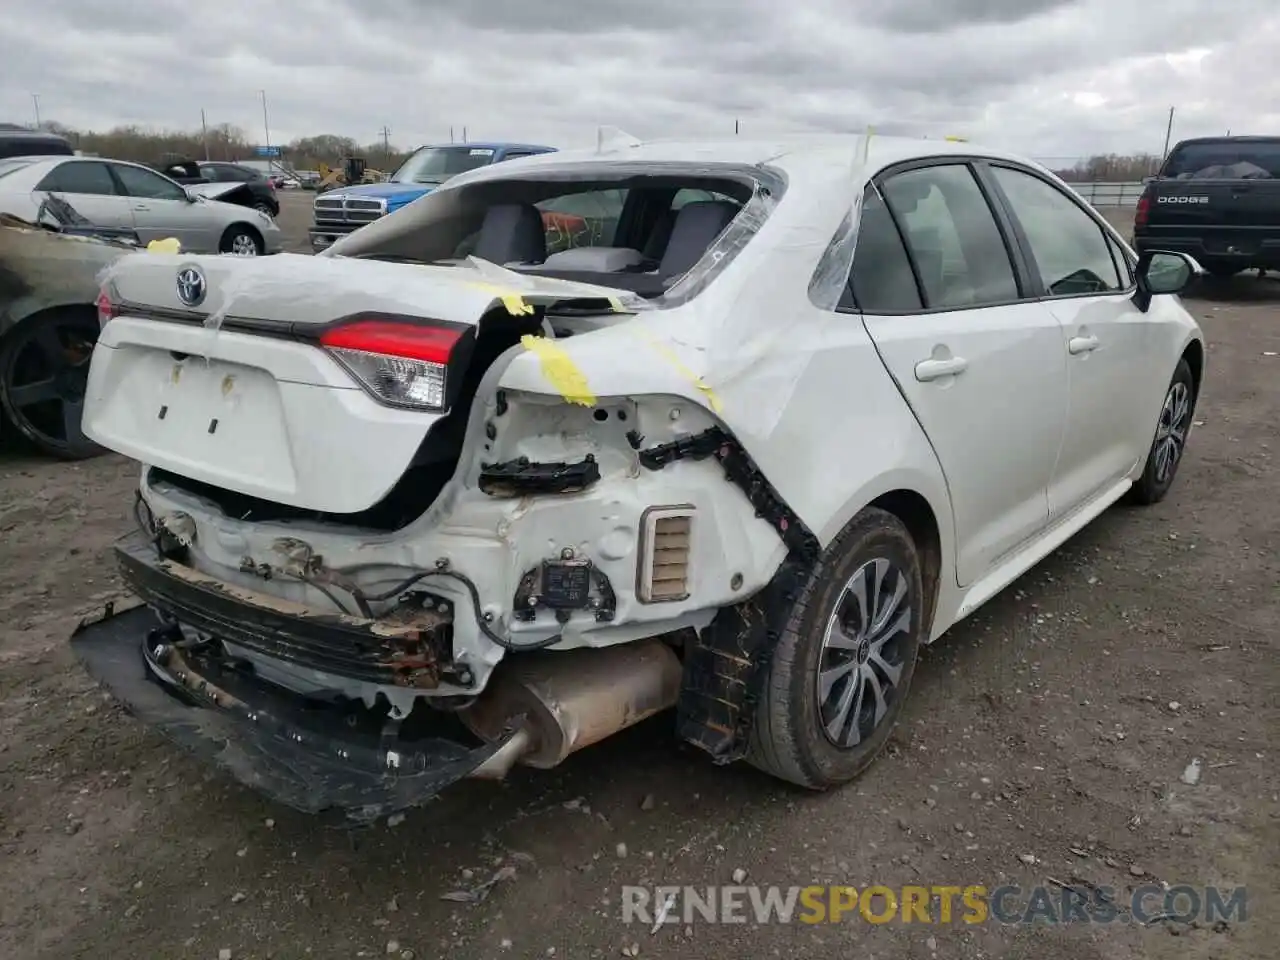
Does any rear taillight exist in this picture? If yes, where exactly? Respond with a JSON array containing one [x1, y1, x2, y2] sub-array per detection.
[[96, 286, 118, 329], [1135, 192, 1151, 229], [319, 317, 466, 411]]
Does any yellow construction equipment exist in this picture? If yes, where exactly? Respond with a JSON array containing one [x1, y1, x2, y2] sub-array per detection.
[[315, 157, 385, 193]]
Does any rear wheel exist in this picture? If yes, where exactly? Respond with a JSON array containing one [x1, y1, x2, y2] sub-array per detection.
[[220, 225, 263, 256], [0, 309, 104, 459], [747, 507, 925, 789], [253, 201, 276, 218], [1128, 358, 1195, 505]]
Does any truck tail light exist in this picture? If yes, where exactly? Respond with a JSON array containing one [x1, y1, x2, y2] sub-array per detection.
[[1135, 192, 1151, 229], [318, 316, 469, 412]]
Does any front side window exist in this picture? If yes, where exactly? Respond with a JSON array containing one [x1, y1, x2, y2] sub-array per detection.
[[990, 165, 1123, 296], [849, 185, 922, 312], [112, 164, 188, 201], [880, 163, 1019, 309], [36, 160, 118, 196]]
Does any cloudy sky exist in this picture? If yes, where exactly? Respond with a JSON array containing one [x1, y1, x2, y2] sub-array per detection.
[[3, 0, 1277, 161]]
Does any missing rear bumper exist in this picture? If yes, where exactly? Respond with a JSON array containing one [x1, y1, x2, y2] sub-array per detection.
[[69, 602, 522, 821]]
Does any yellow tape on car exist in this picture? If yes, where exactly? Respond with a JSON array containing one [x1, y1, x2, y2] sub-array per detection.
[[467, 282, 535, 316], [520, 335, 596, 406], [632, 328, 724, 414]]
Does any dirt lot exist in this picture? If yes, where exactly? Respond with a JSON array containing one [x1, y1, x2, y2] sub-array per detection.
[[0, 206, 1277, 960]]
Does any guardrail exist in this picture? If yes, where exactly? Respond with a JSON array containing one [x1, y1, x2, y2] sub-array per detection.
[[1064, 180, 1146, 208]]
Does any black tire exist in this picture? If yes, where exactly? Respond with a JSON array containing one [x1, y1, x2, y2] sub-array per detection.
[[0, 309, 105, 460], [219, 224, 264, 256], [1128, 358, 1196, 506], [747, 507, 926, 789]]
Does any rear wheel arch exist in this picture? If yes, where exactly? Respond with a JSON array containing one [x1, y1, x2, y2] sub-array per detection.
[[867, 488, 943, 640], [1181, 337, 1205, 403]]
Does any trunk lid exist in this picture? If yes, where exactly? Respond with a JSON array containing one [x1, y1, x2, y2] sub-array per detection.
[[85, 253, 632, 515]]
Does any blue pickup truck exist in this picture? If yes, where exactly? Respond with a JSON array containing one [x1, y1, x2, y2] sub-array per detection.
[[307, 142, 556, 252]]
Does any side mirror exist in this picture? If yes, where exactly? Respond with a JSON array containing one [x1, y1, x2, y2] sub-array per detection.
[[183, 187, 197, 203], [1133, 250, 1202, 312]]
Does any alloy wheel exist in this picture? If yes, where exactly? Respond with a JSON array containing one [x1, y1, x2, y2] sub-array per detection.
[[0, 314, 100, 457], [815, 557, 913, 748], [229, 233, 259, 256], [1154, 381, 1191, 484]]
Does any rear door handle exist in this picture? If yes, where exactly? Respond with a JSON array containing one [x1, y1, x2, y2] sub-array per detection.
[[914, 357, 968, 382], [132, 203, 150, 211], [1068, 335, 1099, 355]]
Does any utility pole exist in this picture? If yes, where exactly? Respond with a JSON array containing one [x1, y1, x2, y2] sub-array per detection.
[[31, 93, 41, 129], [379, 125, 391, 162], [201, 109, 210, 160], [734, 118, 739, 135], [259, 89, 272, 164], [1161, 106, 1175, 161], [462, 126, 467, 144], [450, 126, 455, 143]]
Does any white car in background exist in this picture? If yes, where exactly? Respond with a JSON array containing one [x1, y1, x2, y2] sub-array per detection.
[[71, 135, 1204, 821], [0, 155, 282, 255]]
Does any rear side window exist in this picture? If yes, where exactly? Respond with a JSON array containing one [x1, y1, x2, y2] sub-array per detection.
[[880, 164, 1019, 310], [36, 161, 118, 195], [111, 163, 188, 201], [989, 165, 1123, 296], [849, 185, 922, 312], [1161, 140, 1280, 179]]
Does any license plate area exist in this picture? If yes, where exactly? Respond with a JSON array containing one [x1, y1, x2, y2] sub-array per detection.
[[99, 346, 297, 490]]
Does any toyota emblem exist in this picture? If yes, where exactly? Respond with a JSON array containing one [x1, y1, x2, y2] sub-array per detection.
[[176, 265, 207, 307]]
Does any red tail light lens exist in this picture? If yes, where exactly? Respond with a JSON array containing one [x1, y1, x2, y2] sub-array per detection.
[[1135, 193, 1150, 228], [319, 318, 466, 411], [96, 286, 118, 329]]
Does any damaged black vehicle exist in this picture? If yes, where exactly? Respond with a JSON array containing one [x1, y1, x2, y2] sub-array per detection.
[[0, 190, 139, 458]]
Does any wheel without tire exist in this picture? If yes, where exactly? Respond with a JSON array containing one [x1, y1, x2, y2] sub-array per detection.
[[0, 310, 105, 459], [747, 507, 925, 789], [220, 225, 263, 256], [1128, 358, 1195, 505]]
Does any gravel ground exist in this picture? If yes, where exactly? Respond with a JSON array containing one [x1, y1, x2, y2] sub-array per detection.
[[0, 204, 1276, 960]]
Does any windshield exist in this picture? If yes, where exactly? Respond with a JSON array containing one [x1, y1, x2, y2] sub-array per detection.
[[390, 146, 497, 184], [1162, 140, 1280, 179]]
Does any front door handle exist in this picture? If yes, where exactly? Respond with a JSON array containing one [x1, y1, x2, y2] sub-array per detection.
[[914, 356, 968, 382], [132, 203, 150, 211], [1068, 335, 1100, 355]]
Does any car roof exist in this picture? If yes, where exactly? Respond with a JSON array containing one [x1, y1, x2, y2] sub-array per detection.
[[418, 141, 555, 152], [447, 134, 1036, 183]]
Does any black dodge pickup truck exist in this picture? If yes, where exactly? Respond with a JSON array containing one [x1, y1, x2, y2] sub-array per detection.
[[1133, 135, 1280, 278]]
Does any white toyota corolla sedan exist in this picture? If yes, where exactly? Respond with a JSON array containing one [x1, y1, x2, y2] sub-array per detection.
[[73, 134, 1204, 819]]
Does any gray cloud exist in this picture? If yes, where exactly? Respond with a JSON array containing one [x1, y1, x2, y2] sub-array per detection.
[[2, 0, 1276, 161]]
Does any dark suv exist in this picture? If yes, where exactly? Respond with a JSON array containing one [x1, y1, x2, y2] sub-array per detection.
[[0, 129, 75, 160], [1133, 136, 1280, 278]]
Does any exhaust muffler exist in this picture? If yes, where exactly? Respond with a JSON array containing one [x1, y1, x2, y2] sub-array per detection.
[[462, 638, 682, 778]]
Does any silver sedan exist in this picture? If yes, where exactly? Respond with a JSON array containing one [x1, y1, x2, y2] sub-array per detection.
[[0, 155, 282, 255]]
